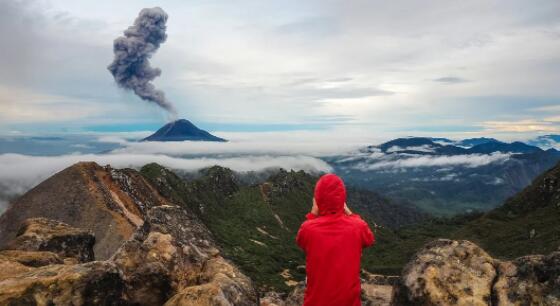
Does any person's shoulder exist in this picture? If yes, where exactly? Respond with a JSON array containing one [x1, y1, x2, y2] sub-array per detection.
[[300, 217, 316, 228]]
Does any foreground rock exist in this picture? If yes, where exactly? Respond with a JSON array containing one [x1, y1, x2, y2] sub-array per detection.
[[113, 205, 258, 305], [493, 251, 560, 305], [263, 240, 560, 306], [0, 261, 124, 305], [7, 217, 95, 263], [261, 273, 397, 306], [0, 162, 260, 305], [395, 239, 497, 305], [0, 249, 63, 267], [0, 208, 258, 305], [394, 239, 560, 306], [361, 272, 399, 306]]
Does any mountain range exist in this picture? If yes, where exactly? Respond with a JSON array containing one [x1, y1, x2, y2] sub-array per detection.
[[327, 136, 560, 215]]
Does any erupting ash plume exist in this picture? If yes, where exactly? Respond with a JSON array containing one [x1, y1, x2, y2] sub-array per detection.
[[108, 7, 177, 118]]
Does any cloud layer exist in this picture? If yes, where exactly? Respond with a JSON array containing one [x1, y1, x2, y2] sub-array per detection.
[[0, 152, 331, 212], [334, 150, 511, 171]]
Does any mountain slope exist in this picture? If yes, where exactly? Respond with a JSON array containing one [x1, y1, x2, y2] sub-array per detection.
[[453, 160, 560, 258], [142, 119, 226, 142], [367, 161, 560, 272], [0, 163, 258, 305], [143, 160, 560, 289], [0, 162, 170, 259], [140, 163, 426, 291]]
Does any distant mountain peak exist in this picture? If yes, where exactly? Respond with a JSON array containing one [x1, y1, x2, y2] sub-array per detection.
[[457, 137, 500, 148], [142, 119, 227, 142]]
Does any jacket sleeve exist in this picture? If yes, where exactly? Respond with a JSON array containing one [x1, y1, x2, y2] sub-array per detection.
[[297, 214, 316, 251], [361, 221, 375, 248], [296, 223, 307, 251]]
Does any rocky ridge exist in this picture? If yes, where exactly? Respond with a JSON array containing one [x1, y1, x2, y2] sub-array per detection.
[[0, 162, 258, 305], [0, 162, 558, 305], [0, 162, 171, 259]]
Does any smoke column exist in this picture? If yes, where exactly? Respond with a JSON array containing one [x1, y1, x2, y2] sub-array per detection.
[[108, 7, 177, 118]]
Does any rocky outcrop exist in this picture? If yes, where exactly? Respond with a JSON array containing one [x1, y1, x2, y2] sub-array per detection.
[[261, 273, 398, 306], [7, 217, 95, 263], [493, 251, 560, 305], [0, 249, 63, 267], [0, 261, 124, 305], [361, 272, 399, 306], [394, 239, 560, 306], [0, 162, 171, 260], [113, 205, 257, 305], [395, 239, 497, 305], [0, 208, 258, 306], [164, 257, 256, 306], [0, 162, 259, 305]]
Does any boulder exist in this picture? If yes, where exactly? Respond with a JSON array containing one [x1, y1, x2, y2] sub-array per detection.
[[164, 257, 256, 306], [0, 261, 124, 305], [394, 239, 560, 306], [0, 257, 34, 281], [394, 239, 497, 306], [493, 251, 560, 305], [113, 205, 258, 305], [0, 250, 63, 267], [6, 217, 95, 263], [361, 271, 398, 306]]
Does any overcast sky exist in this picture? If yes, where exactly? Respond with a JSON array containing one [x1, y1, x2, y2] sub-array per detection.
[[1, 0, 559, 139]]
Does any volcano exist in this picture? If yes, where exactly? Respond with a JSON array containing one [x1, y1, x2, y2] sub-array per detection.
[[142, 119, 227, 142]]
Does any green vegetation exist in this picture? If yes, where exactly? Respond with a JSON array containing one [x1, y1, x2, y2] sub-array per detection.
[[140, 164, 423, 292], [453, 162, 560, 258], [140, 161, 560, 293]]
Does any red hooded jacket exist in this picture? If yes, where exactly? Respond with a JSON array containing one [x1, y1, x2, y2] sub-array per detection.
[[296, 174, 375, 306]]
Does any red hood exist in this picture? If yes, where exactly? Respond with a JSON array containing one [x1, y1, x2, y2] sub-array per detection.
[[314, 174, 346, 215]]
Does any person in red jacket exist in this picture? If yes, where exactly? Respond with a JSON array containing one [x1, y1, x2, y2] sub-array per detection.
[[296, 173, 375, 306]]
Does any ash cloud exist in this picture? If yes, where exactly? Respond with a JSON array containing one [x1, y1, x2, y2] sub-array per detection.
[[108, 7, 176, 117]]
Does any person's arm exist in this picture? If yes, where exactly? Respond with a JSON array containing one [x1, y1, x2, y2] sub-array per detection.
[[361, 221, 375, 248], [344, 202, 374, 247], [298, 198, 318, 250], [296, 225, 307, 250], [305, 198, 319, 220]]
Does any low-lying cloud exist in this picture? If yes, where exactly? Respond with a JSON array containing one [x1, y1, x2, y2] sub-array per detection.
[[350, 152, 511, 171], [0, 152, 332, 212], [101, 130, 376, 157]]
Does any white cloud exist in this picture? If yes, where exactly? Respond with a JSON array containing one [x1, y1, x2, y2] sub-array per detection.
[[103, 129, 378, 156], [352, 152, 510, 170], [0, 86, 103, 123], [0, 152, 332, 202], [386, 145, 435, 153], [481, 119, 560, 133]]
